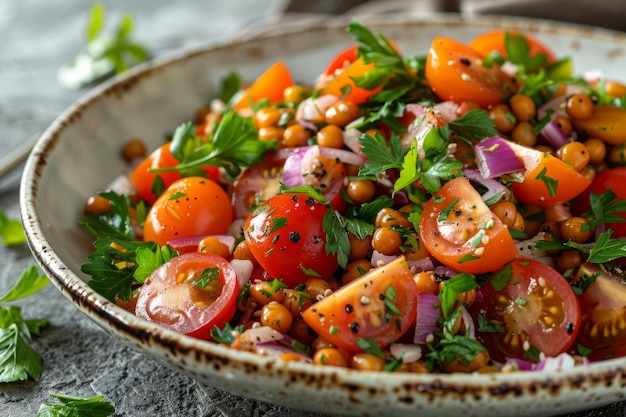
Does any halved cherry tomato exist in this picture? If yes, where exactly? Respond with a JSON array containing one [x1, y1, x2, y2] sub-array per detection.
[[130, 143, 181, 205], [572, 167, 626, 237], [572, 105, 626, 146], [321, 56, 382, 105], [471, 258, 581, 363], [143, 176, 233, 247], [135, 252, 239, 340], [302, 256, 417, 352], [419, 177, 518, 274], [575, 263, 626, 361], [507, 141, 592, 206], [244, 192, 338, 287], [232, 61, 294, 110], [468, 30, 557, 65], [324, 45, 358, 76], [425, 36, 517, 108]]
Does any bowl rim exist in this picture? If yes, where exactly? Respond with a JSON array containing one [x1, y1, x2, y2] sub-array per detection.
[[18, 10, 626, 411]]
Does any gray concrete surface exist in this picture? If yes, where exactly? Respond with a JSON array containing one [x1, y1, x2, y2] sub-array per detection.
[[2, 1, 626, 416]]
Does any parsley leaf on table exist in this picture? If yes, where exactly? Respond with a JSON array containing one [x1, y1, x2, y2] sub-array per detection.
[[0, 265, 49, 303], [0, 208, 26, 246], [37, 393, 115, 417]]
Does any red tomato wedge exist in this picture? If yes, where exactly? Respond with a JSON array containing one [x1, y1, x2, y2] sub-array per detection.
[[135, 252, 239, 340], [471, 258, 581, 363], [324, 45, 358, 76], [506, 141, 592, 206], [468, 30, 557, 65], [232, 61, 294, 110], [130, 143, 181, 205], [575, 263, 626, 361], [425, 36, 516, 108], [419, 177, 518, 274], [302, 256, 417, 353], [143, 177, 233, 247], [243, 193, 338, 287]]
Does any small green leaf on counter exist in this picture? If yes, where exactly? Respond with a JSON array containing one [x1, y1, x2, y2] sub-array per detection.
[[0, 265, 48, 303], [0, 208, 26, 246], [36, 392, 115, 417]]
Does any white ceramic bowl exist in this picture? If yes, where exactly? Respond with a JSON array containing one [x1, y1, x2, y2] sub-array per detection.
[[20, 13, 626, 417]]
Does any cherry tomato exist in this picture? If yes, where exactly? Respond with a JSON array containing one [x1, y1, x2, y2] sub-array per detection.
[[324, 45, 358, 76], [468, 30, 557, 65], [470, 258, 581, 363], [135, 252, 239, 340], [321, 56, 382, 104], [143, 176, 233, 247], [575, 263, 626, 361], [232, 61, 294, 110], [572, 105, 626, 146], [507, 141, 592, 206], [572, 167, 626, 237], [130, 143, 181, 205], [419, 177, 518, 274], [244, 192, 338, 287], [425, 36, 517, 108], [232, 151, 287, 219], [302, 256, 417, 353]]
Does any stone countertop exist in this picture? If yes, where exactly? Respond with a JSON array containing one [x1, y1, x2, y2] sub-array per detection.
[[1, 1, 626, 416]]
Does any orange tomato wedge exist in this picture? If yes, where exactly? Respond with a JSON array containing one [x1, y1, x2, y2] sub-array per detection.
[[232, 61, 294, 110], [469, 29, 558, 65], [321, 56, 382, 104]]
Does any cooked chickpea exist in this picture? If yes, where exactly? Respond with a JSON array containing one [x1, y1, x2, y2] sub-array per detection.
[[283, 85, 311, 103], [253, 107, 282, 128], [372, 227, 403, 255], [583, 138, 607, 164], [341, 259, 372, 285], [288, 318, 317, 346], [258, 126, 285, 142], [120, 138, 147, 162], [324, 100, 359, 127], [375, 207, 412, 228], [303, 277, 332, 300], [553, 115, 573, 136], [348, 233, 372, 260], [490, 201, 518, 229], [566, 94, 593, 120], [346, 179, 376, 205], [509, 93, 536, 122], [260, 302, 293, 333], [313, 347, 348, 367], [250, 281, 285, 306], [198, 237, 231, 258], [413, 271, 438, 294], [488, 103, 516, 133], [84, 195, 111, 214], [233, 240, 259, 265], [553, 250, 582, 274], [510, 121, 537, 147], [351, 353, 386, 371], [560, 216, 593, 243], [283, 124, 311, 147], [556, 141, 590, 172], [608, 144, 626, 165], [281, 288, 314, 317], [441, 351, 490, 373], [317, 124, 344, 149]]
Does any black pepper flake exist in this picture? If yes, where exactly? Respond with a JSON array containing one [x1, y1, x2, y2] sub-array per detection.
[[345, 304, 354, 313], [292, 195, 299, 202], [454, 209, 462, 217], [460, 57, 471, 66], [566, 322, 575, 334], [272, 234, 280, 243], [378, 293, 385, 300], [305, 197, 316, 206], [349, 322, 360, 334], [289, 231, 301, 244]]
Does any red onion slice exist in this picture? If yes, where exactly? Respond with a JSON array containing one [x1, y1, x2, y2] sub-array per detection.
[[540, 120, 571, 149], [474, 136, 524, 179], [230, 259, 253, 289], [414, 292, 442, 344], [462, 168, 510, 205]]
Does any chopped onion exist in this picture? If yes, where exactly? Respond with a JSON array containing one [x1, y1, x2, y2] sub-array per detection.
[[255, 341, 312, 362], [238, 325, 284, 349], [296, 94, 339, 122], [460, 307, 476, 340], [474, 136, 524, 179], [389, 343, 422, 363], [319, 146, 364, 167], [282, 146, 313, 187], [343, 128, 364, 156], [230, 259, 253, 289], [371, 250, 398, 268], [515, 233, 550, 259], [434, 265, 461, 278], [502, 358, 534, 372], [167, 234, 236, 254], [407, 257, 434, 273], [534, 352, 578, 372], [433, 101, 460, 123], [540, 120, 571, 149], [462, 168, 510, 205], [227, 219, 246, 239], [414, 292, 442, 344]]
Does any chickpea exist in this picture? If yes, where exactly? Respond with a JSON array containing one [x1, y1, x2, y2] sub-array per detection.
[[288, 318, 317, 346], [509, 93, 536, 122], [609, 144, 626, 165], [490, 201, 518, 229], [605, 80, 626, 98], [556, 141, 590, 172], [324, 100, 359, 127], [313, 347, 348, 367], [375, 207, 412, 228], [233, 240, 259, 265], [283, 85, 311, 103], [396, 360, 430, 374], [511, 211, 525, 233], [303, 277, 332, 300], [566, 94, 593, 120], [341, 259, 372, 285], [510, 121, 537, 147], [283, 124, 311, 147], [120, 138, 147, 161], [579, 165, 597, 181], [488, 103, 516, 133], [258, 126, 285, 142], [553, 115, 573, 136], [413, 271, 438, 294], [560, 216, 593, 243], [316, 124, 344, 149], [372, 227, 403, 256], [253, 107, 282, 129], [553, 250, 582, 274], [281, 288, 314, 317], [197, 237, 231, 258], [84, 195, 111, 214], [583, 138, 607, 164], [279, 352, 307, 362], [346, 179, 376, 205], [351, 353, 386, 371], [453, 139, 476, 167], [442, 351, 491, 373], [348, 233, 372, 260], [260, 302, 293, 333], [250, 281, 285, 306]]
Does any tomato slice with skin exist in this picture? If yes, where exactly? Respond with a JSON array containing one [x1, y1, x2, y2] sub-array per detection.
[[470, 258, 581, 363], [468, 30, 558, 65], [321, 56, 383, 105], [135, 252, 239, 340], [507, 141, 592, 206], [419, 177, 518, 274], [571, 167, 626, 237], [244, 192, 339, 287], [302, 256, 417, 353], [575, 262, 626, 361], [425, 36, 517, 108], [130, 143, 181, 205], [143, 176, 233, 247], [232, 61, 294, 110], [324, 45, 358, 76]]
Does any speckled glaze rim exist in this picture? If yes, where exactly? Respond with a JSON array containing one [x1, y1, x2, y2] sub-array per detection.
[[19, 13, 626, 417]]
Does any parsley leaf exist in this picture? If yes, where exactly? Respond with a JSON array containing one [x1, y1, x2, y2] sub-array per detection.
[[0, 265, 48, 303], [322, 210, 351, 269], [0, 208, 26, 246], [426, 332, 487, 369], [358, 132, 404, 176], [79, 190, 135, 240], [583, 190, 626, 230], [438, 273, 477, 319], [132, 245, 177, 283], [504, 32, 549, 72], [587, 230, 626, 263], [36, 393, 115, 417], [448, 109, 498, 141]]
